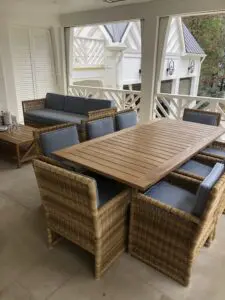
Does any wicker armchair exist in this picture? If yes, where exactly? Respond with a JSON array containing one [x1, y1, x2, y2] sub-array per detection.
[[33, 157, 131, 278], [129, 171, 225, 286], [33, 123, 77, 156], [115, 109, 138, 130], [176, 153, 225, 217]]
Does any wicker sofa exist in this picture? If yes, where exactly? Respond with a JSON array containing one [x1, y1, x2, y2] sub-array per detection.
[[33, 156, 131, 278], [22, 93, 116, 130]]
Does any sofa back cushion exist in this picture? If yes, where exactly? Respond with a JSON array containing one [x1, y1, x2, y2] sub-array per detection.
[[64, 96, 86, 115], [87, 117, 115, 140], [194, 162, 224, 217], [45, 93, 65, 111], [40, 125, 79, 157], [83, 98, 116, 115]]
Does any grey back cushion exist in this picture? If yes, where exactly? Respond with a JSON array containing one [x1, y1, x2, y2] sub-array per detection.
[[194, 163, 224, 217], [64, 96, 86, 115], [87, 117, 115, 140], [45, 93, 65, 111], [40, 126, 79, 157], [183, 109, 219, 126], [116, 111, 137, 130], [84, 98, 116, 115]]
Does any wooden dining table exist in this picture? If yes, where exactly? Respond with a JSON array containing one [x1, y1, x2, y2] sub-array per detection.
[[54, 119, 225, 191]]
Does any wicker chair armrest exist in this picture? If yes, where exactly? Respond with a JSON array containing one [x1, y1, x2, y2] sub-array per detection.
[[136, 193, 200, 224], [22, 99, 45, 113], [168, 172, 201, 194], [88, 107, 117, 121], [97, 189, 131, 237]]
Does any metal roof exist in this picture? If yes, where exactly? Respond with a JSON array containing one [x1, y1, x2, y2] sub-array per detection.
[[104, 22, 129, 43], [182, 23, 205, 55]]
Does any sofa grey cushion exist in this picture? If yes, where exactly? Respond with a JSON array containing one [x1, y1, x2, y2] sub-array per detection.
[[145, 180, 197, 214], [178, 159, 213, 178], [183, 110, 218, 126], [87, 117, 115, 140], [64, 96, 86, 115], [194, 163, 224, 217], [202, 147, 225, 158], [85, 172, 124, 208], [40, 126, 79, 158], [116, 111, 137, 130], [24, 109, 87, 125], [83, 98, 116, 115], [45, 93, 65, 111]]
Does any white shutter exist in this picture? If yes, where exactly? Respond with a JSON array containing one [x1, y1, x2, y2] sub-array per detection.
[[11, 26, 57, 122], [11, 27, 35, 121], [30, 28, 56, 98]]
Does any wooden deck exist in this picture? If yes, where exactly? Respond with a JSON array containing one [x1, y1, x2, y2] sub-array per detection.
[[54, 119, 225, 190]]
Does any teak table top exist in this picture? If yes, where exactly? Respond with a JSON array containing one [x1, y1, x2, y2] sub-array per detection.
[[54, 119, 225, 191], [0, 125, 34, 145]]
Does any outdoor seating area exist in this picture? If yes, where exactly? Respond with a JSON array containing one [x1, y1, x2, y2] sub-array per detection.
[[6, 101, 221, 287], [1, 1, 225, 299]]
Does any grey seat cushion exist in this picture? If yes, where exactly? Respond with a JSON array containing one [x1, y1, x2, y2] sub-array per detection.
[[24, 109, 87, 125], [145, 181, 197, 214], [116, 111, 137, 130], [183, 110, 218, 126], [87, 117, 115, 139], [45, 93, 65, 111], [194, 163, 225, 217], [178, 159, 213, 178], [202, 147, 225, 158], [86, 172, 124, 208], [64, 96, 86, 115], [40, 126, 79, 157], [83, 98, 116, 115]]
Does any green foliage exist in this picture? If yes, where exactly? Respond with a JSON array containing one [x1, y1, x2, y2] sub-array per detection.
[[183, 15, 225, 97]]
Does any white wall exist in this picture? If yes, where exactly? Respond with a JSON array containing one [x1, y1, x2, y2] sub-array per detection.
[[60, 0, 225, 122]]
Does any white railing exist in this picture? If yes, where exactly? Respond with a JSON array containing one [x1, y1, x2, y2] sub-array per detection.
[[68, 85, 141, 111], [73, 37, 105, 68], [154, 93, 225, 122]]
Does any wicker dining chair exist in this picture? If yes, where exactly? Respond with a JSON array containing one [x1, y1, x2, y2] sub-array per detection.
[[176, 153, 225, 217], [80, 107, 117, 141], [33, 157, 131, 279], [115, 109, 138, 130], [183, 108, 221, 126], [129, 167, 225, 286], [200, 140, 225, 160]]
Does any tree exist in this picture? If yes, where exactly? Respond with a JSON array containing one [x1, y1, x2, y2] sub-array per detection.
[[183, 15, 225, 97]]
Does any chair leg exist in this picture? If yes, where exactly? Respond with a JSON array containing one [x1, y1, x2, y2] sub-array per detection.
[[47, 228, 62, 249], [204, 226, 216, 248]]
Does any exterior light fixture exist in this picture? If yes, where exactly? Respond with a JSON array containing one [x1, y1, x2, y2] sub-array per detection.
[[166, 59, 175, 76], [188, 60, 195, 74]]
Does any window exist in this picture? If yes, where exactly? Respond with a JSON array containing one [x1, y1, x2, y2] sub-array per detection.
[[179, 78, 192, 95]]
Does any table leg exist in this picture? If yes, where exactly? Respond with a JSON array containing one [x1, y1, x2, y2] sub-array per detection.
[[16, 144, 21, 168]]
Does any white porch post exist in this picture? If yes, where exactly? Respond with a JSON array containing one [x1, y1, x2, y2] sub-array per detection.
[[139, 17, 170, 123]]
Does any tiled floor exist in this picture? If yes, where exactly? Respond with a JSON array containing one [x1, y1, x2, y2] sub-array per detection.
[[1, 158, 225, 300]]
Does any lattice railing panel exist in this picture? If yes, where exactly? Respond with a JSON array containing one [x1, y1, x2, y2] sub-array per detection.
[[154, 93, 225, 125], [73, 37, 105, 67]]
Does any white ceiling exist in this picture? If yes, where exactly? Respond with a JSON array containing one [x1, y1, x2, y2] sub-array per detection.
[[0, 0, 153, 14]]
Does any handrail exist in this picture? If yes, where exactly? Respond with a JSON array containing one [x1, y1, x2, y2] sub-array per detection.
[[157, 93, 225, 102]]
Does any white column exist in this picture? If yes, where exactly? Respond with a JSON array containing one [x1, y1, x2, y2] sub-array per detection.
[[140, 17, 170, 123], [104, 43, 127, 89]]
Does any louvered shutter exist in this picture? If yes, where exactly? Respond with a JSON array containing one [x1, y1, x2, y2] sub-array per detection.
[[11, 27, 35, 122], [11, 26, 57, 122], [30, 28, 56, 98]]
